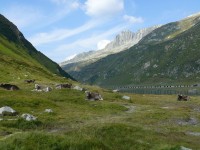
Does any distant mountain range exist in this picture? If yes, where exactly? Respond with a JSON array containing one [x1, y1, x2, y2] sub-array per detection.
[[60, 26, 159, 72], [0, 14, 73, 82], [61, 12, 200, 87]]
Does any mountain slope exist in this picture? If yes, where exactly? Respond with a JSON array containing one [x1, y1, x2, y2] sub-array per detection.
[[68, 13, 200, 87], [0, 14, 73, 82], [61, 26, 158, 72]]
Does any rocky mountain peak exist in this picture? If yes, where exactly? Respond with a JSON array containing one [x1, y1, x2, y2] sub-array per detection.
[[60, 26, 159, 68], [105, 26, 159, 50]]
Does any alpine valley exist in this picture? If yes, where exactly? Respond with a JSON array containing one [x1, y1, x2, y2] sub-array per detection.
[[0, 10, 200, 150], [61, 13, 200, 88]]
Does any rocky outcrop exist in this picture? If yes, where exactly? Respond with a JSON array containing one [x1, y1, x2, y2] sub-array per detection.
[[60, 26, 159, 70], [0, 106, 18, 116], [21, 113, 37, 121], [105, 27, 159, 51]]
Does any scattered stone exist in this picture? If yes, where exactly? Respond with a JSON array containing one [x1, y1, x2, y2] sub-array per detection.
[[177, 117, 198, 126], [73, 85, 83, 91], [44, 109, 53, 113], [21, 113, 37, 121], [186, 132, 200, 136], [85, 91, 103, 101], [180, 146, 192, 150], [122, 96, 131, 100], [0, 83, 19, 91], [112, 89, 119, 93], [0, 106, 18, 116]]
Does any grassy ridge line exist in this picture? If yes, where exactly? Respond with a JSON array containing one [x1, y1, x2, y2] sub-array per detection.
[[0, 14, 73, 80]]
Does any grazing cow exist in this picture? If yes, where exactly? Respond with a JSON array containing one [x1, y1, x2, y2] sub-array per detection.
[[55, 83, 72, 89], [85, 91, 103, 101], [177, 94, 190, 101], [43, 87, 52, 92], [35, 84, 42, 90], [24, 79, 35, 83], [0, 83, 19, 91]]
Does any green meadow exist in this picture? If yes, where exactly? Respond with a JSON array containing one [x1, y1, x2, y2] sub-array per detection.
[[0, 80, 200, 150]]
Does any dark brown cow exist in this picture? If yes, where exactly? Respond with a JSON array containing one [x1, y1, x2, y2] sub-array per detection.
[[177, 94, 190, 101], [85, 91, 103, 101], [0, 84, 19, 91], [24, 79, 35, 83], [56, 83, 72, 89]]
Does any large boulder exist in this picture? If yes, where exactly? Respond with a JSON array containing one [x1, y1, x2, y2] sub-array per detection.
[[21, 113, 37, 121], [0, 106, 18, 116]]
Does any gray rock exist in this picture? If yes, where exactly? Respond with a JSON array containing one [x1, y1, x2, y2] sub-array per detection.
[[186, 132, 200, 136], [73, 85, 83, 91], [0, 106, 17, 116], [44, 109, 53, 113], [122, 96, 131, 100], [112, 89, 119, 93], [180, 146, 192, 150], [21, 113, 37, 121]]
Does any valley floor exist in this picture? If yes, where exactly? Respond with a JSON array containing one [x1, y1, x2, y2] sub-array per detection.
[[0, 82, 200, 150]]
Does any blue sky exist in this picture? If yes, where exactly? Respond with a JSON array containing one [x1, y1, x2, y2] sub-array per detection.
[[1, 0, 200, 63]]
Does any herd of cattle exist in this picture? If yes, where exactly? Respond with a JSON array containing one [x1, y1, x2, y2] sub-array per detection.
[[0, 80, 192, 101], [0, 80, 103, 101]]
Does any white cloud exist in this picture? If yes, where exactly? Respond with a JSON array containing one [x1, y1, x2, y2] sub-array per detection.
[[55, 23, 128, 53], [123, 15, 144, 24], [29, 20, 100, 46], [97, 40, 111, 50], [84, 0, 124, 17]]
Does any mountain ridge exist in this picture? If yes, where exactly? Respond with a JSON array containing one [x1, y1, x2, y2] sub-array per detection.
[[60, 26, 159, 71], [64, 12, 200, 87], [0, 14, 73, 82]]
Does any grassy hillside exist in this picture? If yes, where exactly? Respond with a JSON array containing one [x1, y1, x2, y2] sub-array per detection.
[[0, 14, 73, 82], [0, 83, 200, 149], [66, 14, 200, 87]]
